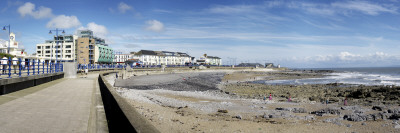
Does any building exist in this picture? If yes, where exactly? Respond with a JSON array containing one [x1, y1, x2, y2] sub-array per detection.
[[76, 30, 113, 64], [133, 50, 191, 66], [237, 63, 264, 67], [36, 35, 77, 62], [0, 32, 28, 57], [196, 54, 222, 66], [113, 52, 131, 64]]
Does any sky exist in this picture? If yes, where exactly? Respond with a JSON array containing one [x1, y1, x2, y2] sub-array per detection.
[[1, 0, 400, 68]]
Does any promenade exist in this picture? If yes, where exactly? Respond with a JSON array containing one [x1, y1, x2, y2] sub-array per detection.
[[0, 72, 107, 133]]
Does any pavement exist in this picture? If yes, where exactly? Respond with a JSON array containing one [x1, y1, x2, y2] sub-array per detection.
[[0, 72, 107, 133]]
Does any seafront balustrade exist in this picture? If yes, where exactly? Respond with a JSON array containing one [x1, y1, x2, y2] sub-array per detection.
[[0, 57, 63, 79]]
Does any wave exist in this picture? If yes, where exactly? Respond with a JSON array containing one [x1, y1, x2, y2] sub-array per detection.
[[259, 71, 400, 86]]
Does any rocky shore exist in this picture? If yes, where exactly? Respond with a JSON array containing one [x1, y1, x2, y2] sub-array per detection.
[[108, 68, 400, 132]]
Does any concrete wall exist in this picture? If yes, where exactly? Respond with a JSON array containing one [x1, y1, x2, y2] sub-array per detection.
[[98, 72, 159, 133], [0, 72, 64, 95], [64, 62, 77, 78]]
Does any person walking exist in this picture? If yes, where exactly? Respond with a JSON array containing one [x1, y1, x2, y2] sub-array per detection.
[[269, 93, 272, 100], [21, 59, 25, 70], [344, 97, 348, 106], [84, 65, 88, 78], [12, 56, 18, 74], [1, 56, 7, 74]]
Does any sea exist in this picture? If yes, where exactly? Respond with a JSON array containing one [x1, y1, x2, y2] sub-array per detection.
[[254, 67, 400, 86]]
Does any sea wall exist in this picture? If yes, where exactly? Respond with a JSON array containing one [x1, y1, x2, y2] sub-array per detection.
[[98, 71, 160, 133]]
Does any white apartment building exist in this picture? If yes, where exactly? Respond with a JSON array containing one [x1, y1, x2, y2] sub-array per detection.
[[196, 54, 222, 66], [113, 53, 131, 64], [134, 50, 191, 66], [36, 35, 77, 62]]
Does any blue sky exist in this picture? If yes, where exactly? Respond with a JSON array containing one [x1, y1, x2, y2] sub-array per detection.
[[1, 0, 400, 68]]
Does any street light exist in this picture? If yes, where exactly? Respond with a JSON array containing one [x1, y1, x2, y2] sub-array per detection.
[[2, 24, 11, 54], [48, 28, 65, 72]]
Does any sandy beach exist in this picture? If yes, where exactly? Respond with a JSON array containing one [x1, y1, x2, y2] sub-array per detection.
[[107, 68, 400, 132]]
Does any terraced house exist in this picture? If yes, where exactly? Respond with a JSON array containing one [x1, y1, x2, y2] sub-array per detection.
[[133, 50, 191, 66]]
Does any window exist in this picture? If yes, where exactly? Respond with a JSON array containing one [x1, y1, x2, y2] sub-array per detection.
[[80, 42, 84, 43], [45, 46, 51, 49], [55, 50, 60, 53], [66, 50, 71, 53], [45, 55, 50, 57], [37, 46, 41, 49], [45, 50, 50, 53], [65, 45, 71, 48], [37, 51, 41, 53]]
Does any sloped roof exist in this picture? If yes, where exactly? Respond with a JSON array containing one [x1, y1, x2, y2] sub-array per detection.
[[135, 50, 157, 55]]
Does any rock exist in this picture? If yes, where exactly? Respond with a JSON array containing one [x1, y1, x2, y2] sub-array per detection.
[[354, 110, 364, 114], [263, 113, 268, 119], [347, 124, 352, 127], [269, 114, 281, 118], [389, 113, 400, 120], [334, 121, 343, 126], [372, 105, 385, 111], [341, 106, 361, 110], [361, 122, 367, 125], [293, 108, 307, 113], [343, 114, 370, 122], [234, 115, 242, 119], [395, 125, 400, 129], [275, 107, 291, 111], [311, 108, 341, 116], [218, 109, 228, 113]]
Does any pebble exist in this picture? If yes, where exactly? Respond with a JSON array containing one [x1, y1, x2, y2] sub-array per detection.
[[395, 125, 400, 129], [218, 109, 228, 113], [347, 124, 352, 127], [234, 115, 242, 120]]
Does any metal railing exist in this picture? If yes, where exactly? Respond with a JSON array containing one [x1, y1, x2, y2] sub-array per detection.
[[0, 57, 63, 79]]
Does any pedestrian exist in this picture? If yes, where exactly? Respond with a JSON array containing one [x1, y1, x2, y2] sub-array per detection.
[[344, 97, 348, 106], [269, 93, 272, 100], [115, 72, 118, 79], [288, 95, 292, 102], [326, 98, 329, 105], [1, 56, 7, 74], [12, 56, 18, 74], [84, 66, 88, 78], [21, 59, 25, 70]]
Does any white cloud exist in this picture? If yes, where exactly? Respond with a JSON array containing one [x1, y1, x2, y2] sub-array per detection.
[[332, 1, 397, 15], [286, 51, 400, 67], [145, 20, 164, 32], [77, 22, 108, 39], [46, 15, 81, 29], [207, 5, 256, 14], [17, 2, 53, 19], [118, 2, 132, 13]]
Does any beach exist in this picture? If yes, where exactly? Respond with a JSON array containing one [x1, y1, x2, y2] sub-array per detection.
[[108, 68, 400, 132]]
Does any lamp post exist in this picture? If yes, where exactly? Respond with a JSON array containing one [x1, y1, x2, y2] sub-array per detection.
[[2, 25, 11, 54], [49, 28, 65, 72]]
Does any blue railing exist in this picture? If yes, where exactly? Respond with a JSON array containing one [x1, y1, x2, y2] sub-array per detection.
[[0, 57, 63, 79], [76, 64, 232, 71]]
